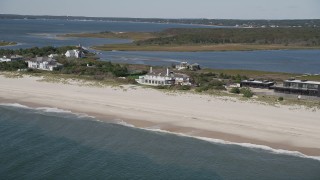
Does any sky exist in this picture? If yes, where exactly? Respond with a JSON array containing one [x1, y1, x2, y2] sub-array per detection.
[[0, 0, 319, 19]]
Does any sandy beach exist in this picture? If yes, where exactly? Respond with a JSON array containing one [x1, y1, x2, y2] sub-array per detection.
[[1, 74, 320, 156]]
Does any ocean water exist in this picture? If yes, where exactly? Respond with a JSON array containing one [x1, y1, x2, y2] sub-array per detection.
[[1, 104, 320, 179]]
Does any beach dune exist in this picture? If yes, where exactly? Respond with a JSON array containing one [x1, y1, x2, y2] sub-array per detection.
[[1, 75, 320, 156]]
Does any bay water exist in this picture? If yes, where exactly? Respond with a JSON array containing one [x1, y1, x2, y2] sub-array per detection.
[[1, 19, 319, 74]]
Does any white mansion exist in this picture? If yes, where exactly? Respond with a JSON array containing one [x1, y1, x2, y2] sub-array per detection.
[[27, 57, 62, 71], [136, 67, 191, 86]]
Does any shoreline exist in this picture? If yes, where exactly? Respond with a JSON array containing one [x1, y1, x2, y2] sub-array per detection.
[[1, 100, 320, 159], [1, 75, 320, 157], [93, 43, 320, 52], [1, 101, 320, 161]]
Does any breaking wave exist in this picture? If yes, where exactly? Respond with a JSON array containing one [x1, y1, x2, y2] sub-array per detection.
[[144, 128, 320, 161]]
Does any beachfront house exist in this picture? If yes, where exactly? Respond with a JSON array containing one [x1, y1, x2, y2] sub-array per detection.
[[65, 49, 85, 58], [136, 67, 191, 86], [272, 79, 320, 97], [27, 57, 62, 71], [240, 79, 275, 89]]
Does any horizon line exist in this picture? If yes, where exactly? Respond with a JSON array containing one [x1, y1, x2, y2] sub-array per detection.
[[1, 13, 320, 21]]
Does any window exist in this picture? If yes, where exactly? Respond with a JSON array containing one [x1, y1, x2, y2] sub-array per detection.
[[307, 84, 318, 89], [302, 84, 307, 89], [290, 83, 298, 88]]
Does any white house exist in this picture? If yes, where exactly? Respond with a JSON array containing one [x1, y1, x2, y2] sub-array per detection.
[[27, 57, 62, 71], [175, 62, 189, 70], [0, 56, 11, 62], [48, 54, 59, 58], [136, 67, 191, 86], [175, 61, 201, 71], [10, 55, 23, 61], [65, 49, 85, 58], [0, 55, 23, 62]]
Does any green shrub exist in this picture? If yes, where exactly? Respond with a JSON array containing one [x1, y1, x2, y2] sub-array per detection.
[[241, 88, 254, 98], [230, 87, 241, 94], [178, 85, 191, 91], [278, 97, 284, 101], [213, 86, 227, 90], [27, 68, 42, 73], [93, 75, 105, 80], [195, 86, 209, 92], [208, 80, 224, 87], [155, 85, 169, 89], [0, 61, 27, 71]]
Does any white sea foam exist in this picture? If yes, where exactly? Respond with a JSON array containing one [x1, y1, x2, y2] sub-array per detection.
[[36, 107, 73, 113], [196, 136, 320, 161], [0, 103, 95, 119], [35, 107, 96, 119], [75, 113, 96, 119], [115, 119, 135, 127], [141, 127, 320, 161], [0, 103, 31, 109]]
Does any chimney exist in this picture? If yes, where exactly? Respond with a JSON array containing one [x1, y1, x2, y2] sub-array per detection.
[[166, 68, 169, 76], [150, 67, 153, 73]]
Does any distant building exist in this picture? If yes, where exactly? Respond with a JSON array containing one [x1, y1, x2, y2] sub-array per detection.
[[0, 55, 23, 62], [0, 56, 11, 62], [10, 55, 23, 61], [272, 79, 320, 97], [176, 62, 189, 70], [189, 63, 201, 71], [136, 67, 191, 86], [175, 61, 201, 71], [48, 54, 59, 58], [65, 50, 84, 58], [27, 57, 62, 71], [240, 79, 275, 89]]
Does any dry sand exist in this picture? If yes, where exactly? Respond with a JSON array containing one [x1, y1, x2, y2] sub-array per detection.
[[1, 74, 320, 156]]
